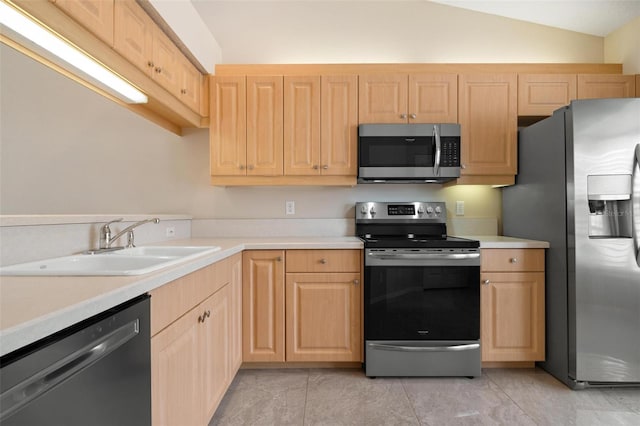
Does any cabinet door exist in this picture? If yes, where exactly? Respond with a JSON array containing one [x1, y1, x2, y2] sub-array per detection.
[[201, 287, 231, 423], [518, 74, 576, 116], [480, 272, 545, 362], [177, 57, 202, 113], [246, 76, 283, 176], [53, 0, 114, 46], [151, 307, 202, 426], [577, 74, 636, 99], [284, 76, 321, 175], [229, 253, 243, 374], [242, 250, 285, 362], [359, 74, 408, 123], [321, 75, 358, 176], [152, 28, 180, 96], [210, 76, 247, 176], [113, 0, 153, 76], [459, 73, 517, 177], [409, 73, 458, 123], [286, 272, 361, 362]]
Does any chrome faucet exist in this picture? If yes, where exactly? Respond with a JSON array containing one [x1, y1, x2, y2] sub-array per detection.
[[99, 217, 160, 249]]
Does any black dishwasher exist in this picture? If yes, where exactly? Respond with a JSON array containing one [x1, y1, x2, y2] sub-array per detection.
[[0, 295, 151, 426]]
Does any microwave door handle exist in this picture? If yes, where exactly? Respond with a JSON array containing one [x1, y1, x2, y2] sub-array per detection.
[[433, 125, 441, 176], [634, 143, 640, 267]]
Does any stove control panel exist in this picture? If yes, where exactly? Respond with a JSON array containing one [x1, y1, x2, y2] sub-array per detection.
[[356, 202, 446, 222]]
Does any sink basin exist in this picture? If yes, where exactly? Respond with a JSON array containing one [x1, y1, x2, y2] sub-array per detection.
[[0, 246, 221, 276]]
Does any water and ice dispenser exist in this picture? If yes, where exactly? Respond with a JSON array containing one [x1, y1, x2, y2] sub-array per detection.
[[587, 174, 633, 238]]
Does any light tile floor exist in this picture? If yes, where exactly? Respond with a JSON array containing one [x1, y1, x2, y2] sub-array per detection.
[[209, 368, 640, 426]]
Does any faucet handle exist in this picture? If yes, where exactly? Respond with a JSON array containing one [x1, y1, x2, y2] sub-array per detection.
[[102, 218, 123, 230]]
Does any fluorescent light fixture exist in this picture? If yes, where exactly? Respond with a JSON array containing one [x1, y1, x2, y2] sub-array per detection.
[[0, 1, 148, 104]]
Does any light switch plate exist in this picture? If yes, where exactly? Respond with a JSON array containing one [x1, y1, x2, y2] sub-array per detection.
[[456, 201, 465, 216], [286, 201, 295, 215]]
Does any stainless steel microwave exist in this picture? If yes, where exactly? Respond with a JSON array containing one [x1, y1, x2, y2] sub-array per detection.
[[358, 123, 461, 183]]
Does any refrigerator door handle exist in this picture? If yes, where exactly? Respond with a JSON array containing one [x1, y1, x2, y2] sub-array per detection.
[[634, 144, 640, 267]]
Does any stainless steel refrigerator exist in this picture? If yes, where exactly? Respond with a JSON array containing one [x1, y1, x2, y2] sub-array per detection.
[[503, 98, 640, 389]]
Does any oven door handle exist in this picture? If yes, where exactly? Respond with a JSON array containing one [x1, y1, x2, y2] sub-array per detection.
[[367, 252, 480, 261], [368, 342, 480, 352]]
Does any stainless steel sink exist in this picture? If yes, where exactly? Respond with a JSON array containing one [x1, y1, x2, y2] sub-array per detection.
[[0, 246, 221, 276]]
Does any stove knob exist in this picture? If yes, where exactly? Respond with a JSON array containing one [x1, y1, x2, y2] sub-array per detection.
[[417, 206, 425, 215], [369, 207, 376, 216], [360, 205, 368, 215], [435, 206, 442, 215], [426, 206, 434, 215]]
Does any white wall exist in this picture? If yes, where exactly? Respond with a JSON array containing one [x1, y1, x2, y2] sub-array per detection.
[[195, 0, 603, 64], [0, 2, 617, 226], [604, 16, 640, 73]]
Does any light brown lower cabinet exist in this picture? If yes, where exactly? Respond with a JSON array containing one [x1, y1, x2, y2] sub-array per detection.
[[480, 249, 545, 363], [150, 253, 242, 426], [243, 249, 362, 363]]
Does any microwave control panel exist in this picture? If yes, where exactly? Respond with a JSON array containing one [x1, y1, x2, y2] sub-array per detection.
[[440, 137, 460, 167]]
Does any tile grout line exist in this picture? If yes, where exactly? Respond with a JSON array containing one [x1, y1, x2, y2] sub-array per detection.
[[400, 378, 426, 426], [301, 368, 311, 426], [483, 369, 542, 426]]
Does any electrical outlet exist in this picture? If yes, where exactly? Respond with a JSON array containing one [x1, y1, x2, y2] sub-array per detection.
[[456, 201, 465, 216], [166, 226, 176, 237], [286, 201, 295, 215]]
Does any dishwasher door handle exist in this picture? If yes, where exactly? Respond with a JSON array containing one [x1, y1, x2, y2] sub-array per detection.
[[0, 319, 139, 421], [368, 342, 480, 352]]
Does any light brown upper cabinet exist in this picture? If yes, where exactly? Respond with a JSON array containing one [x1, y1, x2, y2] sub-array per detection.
[[114, 0, 178, 97], [284, 75, 358, 176], [246, 76, 284, 176], [577, 74, 636, 99], [458, 74, 518, 185], [637, 75, 640, 97], [176, 55, 202, 113], [518, 74, 577, 116], [210, 75, 284, 177], [51, 0, 114, 46], [210, 76, 247, 176], [359, 74, 457, 124]]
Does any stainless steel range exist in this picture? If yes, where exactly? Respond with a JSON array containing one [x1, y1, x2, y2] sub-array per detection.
[[357, 201, 481, 377]]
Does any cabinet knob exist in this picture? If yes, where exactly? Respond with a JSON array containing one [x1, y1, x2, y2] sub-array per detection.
[[482, 279, 490, 285], [276, 256, 282, 262], [239, 165, 245, 170], [400, 113, 407, 119], [248, 165, 254, 170], [313, 165, 319, 170], [319, 258, 327, 264], [181, 89, 187, 95], [155, 67, 162, 74], [205, 310, 211, 318], [410, 113, 417, 119], [510, 258, 518, 263], [322, 165, 328, 170], [353, 279, 360, 285], [461, 164, 466, 169], [147, 61, 154, 68]]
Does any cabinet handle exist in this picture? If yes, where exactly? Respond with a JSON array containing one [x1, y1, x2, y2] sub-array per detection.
[[322, 165, 329, 170], [400, 113, 407, 119], [319, 258, 327, 264], [313, 165, 319, 170], [482, 279, 490, 285], [198, 314, 204, 323], [510, 258, 518, 263], [205, 310, 211, 318], [353, 279, 360, 285], [410, 113, 417, 119], [147, 61, 154, 68], [181, 89, 187, 95], [276, 256, 282, 262], [155, 67, 162, 74]]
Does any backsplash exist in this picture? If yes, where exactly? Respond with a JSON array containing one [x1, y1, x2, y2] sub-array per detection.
[[0, 215, 191, 266]]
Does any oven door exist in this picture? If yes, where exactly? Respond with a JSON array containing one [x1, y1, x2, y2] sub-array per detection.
[[364, 248, 480, 341]]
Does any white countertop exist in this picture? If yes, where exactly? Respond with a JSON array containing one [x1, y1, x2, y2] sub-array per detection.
[[0, 237, 361, 357], [0, 235, 548, 357]]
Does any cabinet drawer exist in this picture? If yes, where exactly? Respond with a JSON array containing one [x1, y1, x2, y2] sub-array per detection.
[[286, 250, 360, 273], [481, 249, 544, 272]]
